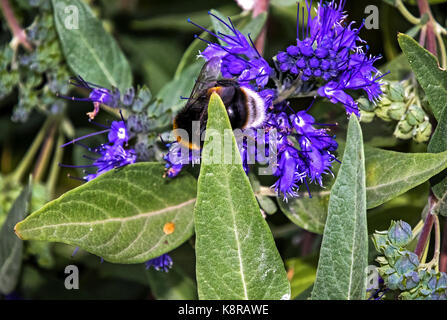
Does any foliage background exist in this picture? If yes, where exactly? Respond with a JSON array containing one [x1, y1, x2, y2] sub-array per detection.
[[0, 0, 446, 299]]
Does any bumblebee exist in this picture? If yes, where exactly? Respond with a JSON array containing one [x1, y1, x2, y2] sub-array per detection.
[[173, 58, 266, 150]]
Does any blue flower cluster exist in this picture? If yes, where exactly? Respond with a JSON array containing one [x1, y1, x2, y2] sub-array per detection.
[[192, 13, 272, 88], [276, 0, 385, 115], [267, 105, 338, 199], [165, 10, 339, 199], [59, 117, 136, 181], [373, 220, 447, 300], [59, 78, 175, 271], [58, 78, 137, 181]]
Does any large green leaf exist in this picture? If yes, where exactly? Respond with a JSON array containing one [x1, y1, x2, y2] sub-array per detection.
[[365, 146, 447, 208], [398, 33, 447, 121], [280, 143, 447, 233], [52, 0, 132, 92], [0, 182, 32, 294], [194, 93, 290, 300], [428, 105, 447, 199], [312, 116, 368, 300], [15, 163, 196, 264]]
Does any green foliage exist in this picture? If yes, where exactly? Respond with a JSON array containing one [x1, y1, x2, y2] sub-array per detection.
[[15, 163, 197, 263], [398, 33, 447, 121], [194, 93, 290, 300], [286, 257, 317, 299], [0, 181, 32, 295], [0, 8, 71, 122], [52, 0, 132, 92], [2, 0, 447, 301], [359, 80, 432, 143], [146, 266, 198, 300], [428, 105, 447, 199], [312, 116, 368, 300], [364, 145, 447, 208], [280, 142, 447, 233]]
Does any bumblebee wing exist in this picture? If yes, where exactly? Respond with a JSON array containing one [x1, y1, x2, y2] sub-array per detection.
[[187, 57, 221, 102]]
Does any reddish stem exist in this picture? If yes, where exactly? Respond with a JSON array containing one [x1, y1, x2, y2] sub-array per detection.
[[415, 196, 436, 259], [0, 0, 32, 51], [440, 219, 447, 273], [417, 0, 437, 55], [300, 231, 315, 256], [252, 0, 269, 56]]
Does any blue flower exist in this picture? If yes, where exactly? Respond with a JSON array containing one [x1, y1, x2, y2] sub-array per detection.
[[108, 120, 129, 145], [145, 254, 173, 272], [267, 103, 338, 199], [165, 11, 340, 200], [84, 144, 137, 181], [276, 0, 386, 115], [58, 76, 121, 119], [59, 116, 136, 181], [190, 13, 272, 88]]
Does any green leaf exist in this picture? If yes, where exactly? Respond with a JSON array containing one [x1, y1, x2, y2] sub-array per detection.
[[281, 141, 447, 234], [146, 266, 198, 300], [52, 0, 132, 92], [278, 178, 335, 234], [428, 105, 447, 199], [364, 145, 447, 208], [194, 93, 290, 300], [398, 33, 447, 120], [433, 186, 447, 217], [240, 12, 268, 40], [15, 163, 197, 264], [0, 181, 32, 294], [286, 258, 317, 299], [152, 61, 204, 123], [381, 54, 412, 81], [312, 116, 368, 300], [404, 0, 447, 4]]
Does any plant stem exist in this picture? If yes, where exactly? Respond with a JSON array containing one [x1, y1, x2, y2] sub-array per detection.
[[420, 215, 440, 271], [440, 220, 447, 273], [46, 132, 65, 199], [435, 28, 447, 69], [253, 0, 269, 56], [417, 0, 437, 55], [9, 118, 52, 183], [258, 186, 276, 197], [395, 0, 421, 25], [433, 215, 441, 272], [0, 0, 32, 51], [32, 120, 59, 183], [414, 194, 436, 260], [413, 219, 425, 237]]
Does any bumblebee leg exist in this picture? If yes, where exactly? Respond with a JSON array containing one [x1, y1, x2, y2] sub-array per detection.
[[87, 102, 100, 120]]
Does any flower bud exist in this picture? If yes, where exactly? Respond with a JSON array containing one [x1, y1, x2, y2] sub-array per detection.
[[414, 120, 432, 143], [375, 106, 392, 122], [394, 251, 419, 275], [406, 104, 425, 126], [378, 96, 392, 108], [388, 102, 407, 121], [357, 96, 375, 112], [389, 82, 405, 102], [388, 220, 413, 247], [360, 110, 375, 123], [394, 120, 414, 140]]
